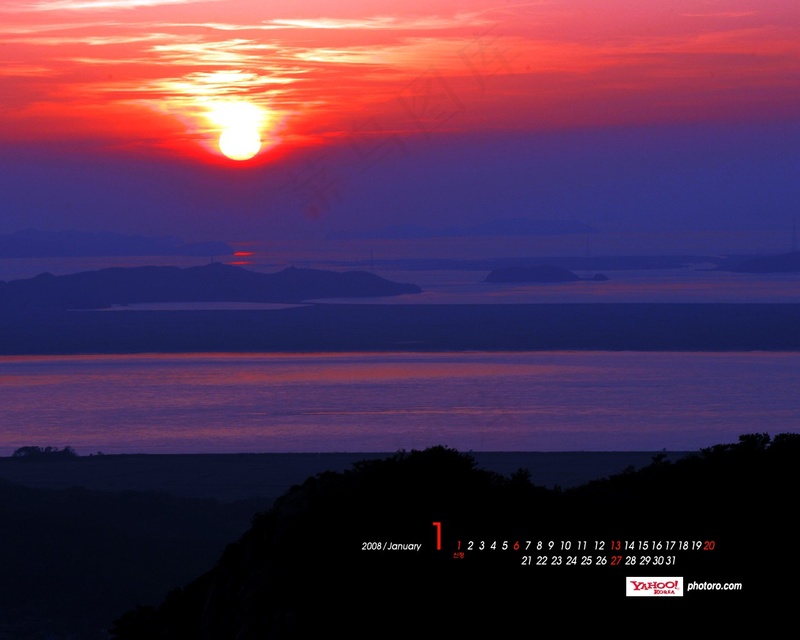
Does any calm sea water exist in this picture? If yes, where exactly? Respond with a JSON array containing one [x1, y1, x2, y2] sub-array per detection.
[[1, 351, 797, 454]]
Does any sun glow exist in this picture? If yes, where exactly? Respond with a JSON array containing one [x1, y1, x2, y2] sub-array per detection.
[[206, 100, 269, 161]]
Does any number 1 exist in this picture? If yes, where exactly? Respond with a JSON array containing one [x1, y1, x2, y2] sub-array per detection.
[[432, 522, 441, 550]]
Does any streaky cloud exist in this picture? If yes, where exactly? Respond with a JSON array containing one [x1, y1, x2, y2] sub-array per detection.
[[7, 32, 175, 46], [0, 64, 59, 77], [267, 14, 489, 31], [5, 0, 221, 12], [149, 38, 282, 65], [680, 12, 757, 19], [155, 14, 491, 34], [0, 20, 121, 33]]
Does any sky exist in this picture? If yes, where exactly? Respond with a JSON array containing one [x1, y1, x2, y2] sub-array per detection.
[[0, 0, 798, 251]]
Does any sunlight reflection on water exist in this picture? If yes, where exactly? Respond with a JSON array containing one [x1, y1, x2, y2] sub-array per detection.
[[1, 351, 798, 454]]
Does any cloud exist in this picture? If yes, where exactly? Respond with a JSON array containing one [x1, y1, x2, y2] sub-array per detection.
[[0, 20, 120, 33], [680, 12, 757, 19], [4, 0, 219, 12], [0, 63, 60, 77], [150, 38, 281, 66], [266, 14, 489, 31], [7, 32, 175, 46]]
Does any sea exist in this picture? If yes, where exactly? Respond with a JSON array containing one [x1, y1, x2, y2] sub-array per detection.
[[1, 351, 798, 455], [1, 236, 798, 455]]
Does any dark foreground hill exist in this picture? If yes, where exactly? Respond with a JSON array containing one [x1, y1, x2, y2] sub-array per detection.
[[0, 263, 422, 310], [0, 482, 268, 640], [0, 451, 685, 639], [110, 433, 799, 637]]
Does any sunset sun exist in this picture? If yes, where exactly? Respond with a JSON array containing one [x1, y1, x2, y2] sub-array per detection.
[[219, 125, 261, 161], [206, 101, 269, 161]]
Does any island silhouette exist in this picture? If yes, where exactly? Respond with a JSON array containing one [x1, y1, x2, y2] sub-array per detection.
[[0, 263, 422, 310]]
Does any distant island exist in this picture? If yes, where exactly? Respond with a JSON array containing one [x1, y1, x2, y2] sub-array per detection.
[[0, 229, 233, 258], [0, 263, 422, 310], [484, 264, 608, 283]]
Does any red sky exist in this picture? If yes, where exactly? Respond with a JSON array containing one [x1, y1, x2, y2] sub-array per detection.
[[0, 1, 798, 249], [2, 0, 798, 163]]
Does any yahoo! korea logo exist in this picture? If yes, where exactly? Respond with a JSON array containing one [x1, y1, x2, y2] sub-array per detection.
[[626, 577, 683, 597]]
